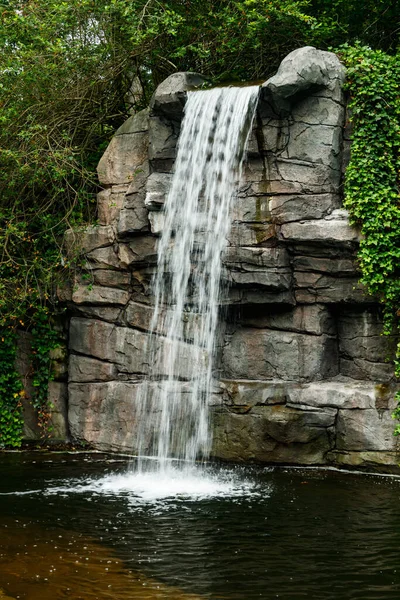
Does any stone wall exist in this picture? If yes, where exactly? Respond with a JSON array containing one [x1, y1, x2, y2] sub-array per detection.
[[64, 47, 400, 470]]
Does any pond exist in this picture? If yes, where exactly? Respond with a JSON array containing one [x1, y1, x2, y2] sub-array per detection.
[[0, 453, 399, 599]]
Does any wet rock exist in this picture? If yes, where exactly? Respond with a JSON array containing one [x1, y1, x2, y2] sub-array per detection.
[[268, 193, 341, 223], [337, 407, 400, 452], [117, 205, 149, 236], [64, 225, 115, 256], [281, 212, 361, 244], [239, 304, 335, 336], [150, 72, 208, 119], [72, 284, 130, 306], [262, 46, 345, 114], [69, 355, 118, 382], [294, 272, 371, 304], [222, 328, 338, 381], [97, 109, 149, 186], [211, 405, 334, 464], [144, 172, 172, 210]]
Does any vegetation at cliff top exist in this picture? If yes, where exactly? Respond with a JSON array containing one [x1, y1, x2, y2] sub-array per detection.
[[0, 0, 399, 445]]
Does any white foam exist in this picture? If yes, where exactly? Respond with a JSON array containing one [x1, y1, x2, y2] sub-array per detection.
[[42, 466, 262, 503]]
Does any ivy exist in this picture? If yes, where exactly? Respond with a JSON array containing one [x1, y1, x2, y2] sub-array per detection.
[[0, 309, 60, 448], [339, 44, 400, 432], [0, 328, 24, 448]]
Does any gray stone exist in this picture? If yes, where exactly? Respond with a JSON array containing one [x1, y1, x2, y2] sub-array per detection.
[[228, 223, 276, 246], [69, 317, 205, 380], [287, 381, 379, 410], [85, 246, 124, 270], [72, 284, 130, 306], [68, 381, 141, 451], [222, 328, 338, 381], [262, 46, 345, 114], [339, 334, 396, 364], [291, 95, 345, 127], [125, 161, 150, 195], [69, 355, 117, 382], [148, 116, 178, 162], [150, 72, 208, 119], [97, 188, 124, 225], [72, 305, 123, 324], [337, 309, 386, 339], [117, 237, 156, 266], [269, 194, 341, 223], [69, 318, 148, 375], [273, 159, 341, 195], [340, 357, 395, 383], [68, 380, 208, 452], [294, 272, 371, 304], [260, 404, 336, 444], [47, 382, 69, 440], [117, 205, 149, 237], [148, 211, 165, 235], [327, 450, 400, 470], [220, 379, 289, 407], [293, 255, 358, 275], [90, 269, 131, 289], [64, 226, 115, 255], [240, 304, 335, 336], [227, 287, 295, 306], [232, 196, 270, 223], [281, 214, 360, 244], [211, 405, 333, 464], [337, 408, 400, 452], [125, 301, 154, 332], [228, 269, 292, 292], [281, 123, 342, 170], [224, 246, 289, 269], [144, 172, 172, 209], [114, 108, 149, 135], [97, 129, 149, 186]]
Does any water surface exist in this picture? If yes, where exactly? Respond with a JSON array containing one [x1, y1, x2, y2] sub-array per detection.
[[0, 453, 399, 599]]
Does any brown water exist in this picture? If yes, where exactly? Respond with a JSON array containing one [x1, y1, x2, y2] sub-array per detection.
[[0, 453, 400, 600]]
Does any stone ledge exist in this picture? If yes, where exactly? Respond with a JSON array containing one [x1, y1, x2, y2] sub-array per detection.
[[219, 379, 398, 411]]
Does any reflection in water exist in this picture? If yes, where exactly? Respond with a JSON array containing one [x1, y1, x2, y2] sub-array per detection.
[[0, 454, 400, 600], [0, 520, 203, 600]]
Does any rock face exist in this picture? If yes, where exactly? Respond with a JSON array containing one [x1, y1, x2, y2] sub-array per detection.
[[64, 49, 400, 470]]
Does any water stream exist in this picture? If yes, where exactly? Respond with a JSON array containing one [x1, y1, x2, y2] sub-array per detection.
[[135, 86, 259, 473]]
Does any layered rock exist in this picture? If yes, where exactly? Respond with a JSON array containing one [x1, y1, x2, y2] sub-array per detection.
[[64, 48, 400, 470]]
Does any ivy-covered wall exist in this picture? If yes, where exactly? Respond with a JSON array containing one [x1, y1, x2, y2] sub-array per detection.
[[0, 313, 69, 448], [340, 45, 400, 430]]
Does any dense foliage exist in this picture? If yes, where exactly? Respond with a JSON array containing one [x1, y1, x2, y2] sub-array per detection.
[[0, 329, 24, 447], [0, 0, 399, 445]]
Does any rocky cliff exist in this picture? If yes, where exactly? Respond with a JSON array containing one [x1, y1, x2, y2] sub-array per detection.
[[64, 47, 400, 470]]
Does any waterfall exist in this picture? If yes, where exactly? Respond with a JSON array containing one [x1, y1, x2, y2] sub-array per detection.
[[135, 85, 259, 473]]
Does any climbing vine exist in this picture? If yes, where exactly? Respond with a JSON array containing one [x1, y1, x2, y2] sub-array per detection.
[[0, 328, 24, 448], [0, 308, 61, 448], [339, 44, 400, 431]]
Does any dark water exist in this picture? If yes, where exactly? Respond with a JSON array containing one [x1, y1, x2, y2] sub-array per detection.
[[0, 453, 400, 600]]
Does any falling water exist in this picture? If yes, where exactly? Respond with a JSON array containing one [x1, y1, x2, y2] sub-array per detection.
[[135, 85, 259, 474]]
